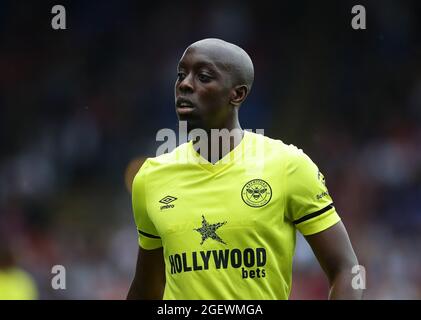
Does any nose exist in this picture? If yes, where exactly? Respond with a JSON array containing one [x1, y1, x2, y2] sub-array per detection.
[[178, 73, 194, 94]]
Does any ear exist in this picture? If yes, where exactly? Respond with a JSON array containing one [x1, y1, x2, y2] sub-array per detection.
[[230, 85, 248, 107]]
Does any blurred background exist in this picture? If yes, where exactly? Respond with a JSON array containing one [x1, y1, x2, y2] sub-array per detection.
[[0, 0, 420, 299]]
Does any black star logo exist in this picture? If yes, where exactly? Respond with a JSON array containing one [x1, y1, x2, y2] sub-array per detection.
[[194, 215, 227, 245]]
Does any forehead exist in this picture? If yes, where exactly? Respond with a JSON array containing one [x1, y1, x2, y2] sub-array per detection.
[[178, 46, 229, 72]]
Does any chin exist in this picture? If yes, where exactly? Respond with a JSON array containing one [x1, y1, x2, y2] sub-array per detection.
[[177, 117, 204, 134]]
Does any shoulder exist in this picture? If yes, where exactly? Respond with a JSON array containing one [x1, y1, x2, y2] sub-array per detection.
[[133, 141, 190, 181], [247, 132, 319, 179], [246, 131, 309, 163], [147, 141, 191, 168]]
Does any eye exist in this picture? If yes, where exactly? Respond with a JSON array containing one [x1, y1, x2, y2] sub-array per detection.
[[198, 73, 212, 83], [177, 72, 186, 81]]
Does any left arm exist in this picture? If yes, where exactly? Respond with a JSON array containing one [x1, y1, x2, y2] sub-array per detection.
[[305, 221, 363, 300]]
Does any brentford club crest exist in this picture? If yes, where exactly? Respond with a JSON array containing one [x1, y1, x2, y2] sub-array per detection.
[[241, 179, 272, 208]]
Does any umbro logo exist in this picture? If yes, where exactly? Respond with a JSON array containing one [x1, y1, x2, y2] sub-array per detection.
[[159, 196, 177, 204], [159, 196, 177, 210]]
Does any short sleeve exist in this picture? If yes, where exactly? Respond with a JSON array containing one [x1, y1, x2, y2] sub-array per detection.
[[285, 148, 340, 236], [132, 159, 163, 249]]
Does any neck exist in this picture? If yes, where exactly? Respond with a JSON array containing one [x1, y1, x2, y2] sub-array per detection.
[[192, 115, 243, 164]]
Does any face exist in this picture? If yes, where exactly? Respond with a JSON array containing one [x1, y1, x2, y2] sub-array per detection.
[[175, 47, 234, 131]]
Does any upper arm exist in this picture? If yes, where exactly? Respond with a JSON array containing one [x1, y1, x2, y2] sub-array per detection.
[[128, 160, 165, 299], [284, 148, 361, 297], [127, 247, 165, 300], [304, 221, 358, 283], [132, 160, 163, 249], [285, 147, 340, 235], [284, 148, 358, 280]]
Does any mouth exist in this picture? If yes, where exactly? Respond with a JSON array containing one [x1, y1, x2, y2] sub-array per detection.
[[176, 107, 195, 116], [176, 97, 196, 115]]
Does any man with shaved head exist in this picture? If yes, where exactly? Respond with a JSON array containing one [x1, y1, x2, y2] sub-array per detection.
[[128, 39, 361, 300]]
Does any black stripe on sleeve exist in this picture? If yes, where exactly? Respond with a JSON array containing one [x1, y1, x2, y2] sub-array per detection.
[[138, 229, 161, 239], [293, 204, 334, 225]]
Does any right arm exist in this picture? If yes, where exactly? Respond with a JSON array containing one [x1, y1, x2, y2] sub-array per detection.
[[128, 160, 165, 299], [127, 246, 165, 300]]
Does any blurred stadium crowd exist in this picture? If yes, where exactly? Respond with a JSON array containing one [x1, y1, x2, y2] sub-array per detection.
[[0, 1, 420, 299]]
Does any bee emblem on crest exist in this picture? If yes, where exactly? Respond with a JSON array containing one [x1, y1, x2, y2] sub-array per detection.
[[241, 179, 272, 207]]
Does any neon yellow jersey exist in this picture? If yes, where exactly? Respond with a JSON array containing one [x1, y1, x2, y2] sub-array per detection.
[[132, 131, 340, 300], [0, 267, 38, 300]]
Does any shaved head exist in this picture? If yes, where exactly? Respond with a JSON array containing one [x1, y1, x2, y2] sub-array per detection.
[[175, 38, 254, 132], [186, 38, 254, 91]]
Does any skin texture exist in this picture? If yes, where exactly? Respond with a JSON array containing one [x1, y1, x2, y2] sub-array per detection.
[[127, 247, 165, 299], [127, 38, 362, 300], [305, 221, 363, 299], [174, 39, 254, 162], [175, 38, 254, 133]]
